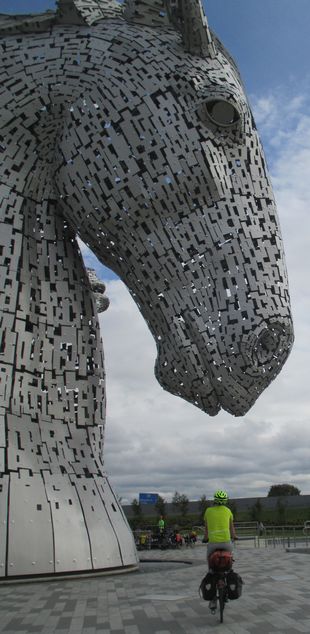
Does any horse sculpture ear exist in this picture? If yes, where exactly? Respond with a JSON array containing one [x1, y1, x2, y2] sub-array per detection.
[[123, 0, 216, 58], [56, 0, 122, 25], [123, 0, 171, 27], [167, 0, 216, 57]]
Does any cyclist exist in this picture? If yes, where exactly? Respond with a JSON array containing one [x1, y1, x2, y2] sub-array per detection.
[[204, 490, 237, 562], [203, 491, 240, 615]]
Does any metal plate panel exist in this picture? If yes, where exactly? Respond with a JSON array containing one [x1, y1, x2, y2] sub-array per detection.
[[0, 475, 9, 576], [71, 475, 123, 569], [94, 476, 138, 567], [8, 472, 54, 576], [43, 473, 92, 573]]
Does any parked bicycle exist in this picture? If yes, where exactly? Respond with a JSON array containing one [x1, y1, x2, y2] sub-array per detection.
[[199, 549, 243, 623]]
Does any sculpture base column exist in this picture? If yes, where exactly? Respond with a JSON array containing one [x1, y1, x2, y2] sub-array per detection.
[[0, 195, 138, 580], [0, 471, 138, 579]]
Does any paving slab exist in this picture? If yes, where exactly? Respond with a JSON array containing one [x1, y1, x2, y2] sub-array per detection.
[[0, 542, 309, 633]]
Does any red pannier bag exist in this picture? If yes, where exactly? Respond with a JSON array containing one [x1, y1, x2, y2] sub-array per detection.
[[208, 549, 233, 571]]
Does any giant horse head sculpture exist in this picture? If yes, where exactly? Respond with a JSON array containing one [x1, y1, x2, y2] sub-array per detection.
[[1, 0, 294, 417]]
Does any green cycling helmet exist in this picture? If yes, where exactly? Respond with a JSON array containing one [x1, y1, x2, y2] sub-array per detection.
[[214, 490, 228, 504]]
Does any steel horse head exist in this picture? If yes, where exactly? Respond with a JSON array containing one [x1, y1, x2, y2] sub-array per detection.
[[55, 0, 293, 415], [2, 0, 294, 418]]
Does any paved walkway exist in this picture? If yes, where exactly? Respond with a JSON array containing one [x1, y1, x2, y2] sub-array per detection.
[[0, 542, 309, 633]]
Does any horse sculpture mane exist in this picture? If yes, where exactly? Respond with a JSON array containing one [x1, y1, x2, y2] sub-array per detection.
[[0, 0, 293, 578]]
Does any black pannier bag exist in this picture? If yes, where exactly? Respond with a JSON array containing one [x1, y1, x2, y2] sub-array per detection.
[[226, 571, 243, 600], [199, 572, 217, 601]]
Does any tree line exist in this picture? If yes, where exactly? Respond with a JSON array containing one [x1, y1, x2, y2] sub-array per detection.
[[130, 484, 302, 528], [131, 491, 237, 524]]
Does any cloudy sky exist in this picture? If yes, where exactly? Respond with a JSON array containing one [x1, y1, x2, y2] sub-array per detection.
[[2, 0, 310, 504]]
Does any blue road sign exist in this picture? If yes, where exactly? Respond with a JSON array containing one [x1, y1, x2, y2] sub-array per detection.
[[139, 493, 158, 505]]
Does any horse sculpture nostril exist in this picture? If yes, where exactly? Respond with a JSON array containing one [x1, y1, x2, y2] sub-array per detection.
[[250, 321, 294, 369], [254, 328, 280, 364]]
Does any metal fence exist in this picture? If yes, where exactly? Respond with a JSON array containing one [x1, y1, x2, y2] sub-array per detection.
[[133, 523, 310, 549], [235, 524, 310, 548], [261, 525, 310, 548]]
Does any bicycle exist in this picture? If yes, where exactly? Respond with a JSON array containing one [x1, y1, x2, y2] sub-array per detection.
[[199, 548, 243, 624], [209, 550, 232, 623], [209, 568, 229, 622]]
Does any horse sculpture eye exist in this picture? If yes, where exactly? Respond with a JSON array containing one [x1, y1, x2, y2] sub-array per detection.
[[205, 99, 240, 127]]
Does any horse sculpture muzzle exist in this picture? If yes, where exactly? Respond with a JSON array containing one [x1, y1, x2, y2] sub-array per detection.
[[152, 264, 294, 417]]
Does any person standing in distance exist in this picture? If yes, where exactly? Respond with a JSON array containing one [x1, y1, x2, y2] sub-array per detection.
[[158, 515, 165, 533], [158, 515, 165, 545], [204, 490, 237, 562]]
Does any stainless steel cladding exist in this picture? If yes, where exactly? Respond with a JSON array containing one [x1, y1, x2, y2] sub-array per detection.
[[0, 0, 293, 578]]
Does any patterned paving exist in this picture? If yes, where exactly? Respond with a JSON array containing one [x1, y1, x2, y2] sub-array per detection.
[[0, 542, 309, 633]]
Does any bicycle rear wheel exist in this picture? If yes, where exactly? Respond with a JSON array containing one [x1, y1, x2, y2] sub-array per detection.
[[218, 585, 226, 623]]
